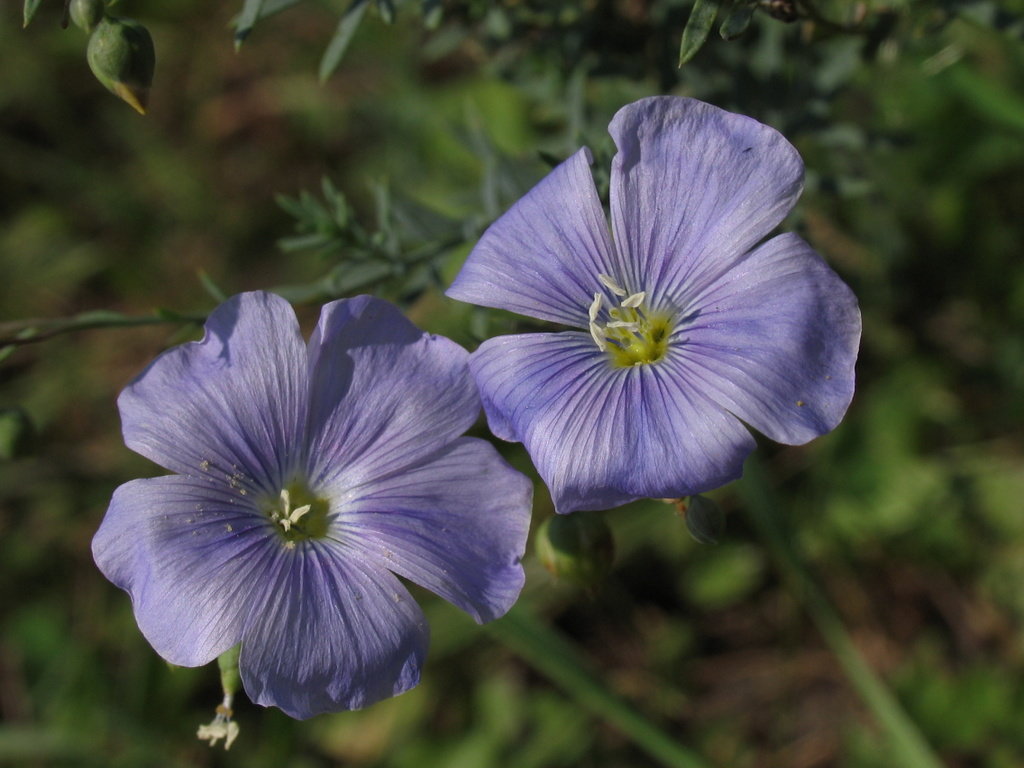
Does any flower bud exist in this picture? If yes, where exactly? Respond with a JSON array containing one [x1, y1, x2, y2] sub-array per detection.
[[70, 0, 106, 33], [0, 407, 34, 460], [535, 512, 614, 588], [677, 495, 725, 545], [86, 17, 155, 115]]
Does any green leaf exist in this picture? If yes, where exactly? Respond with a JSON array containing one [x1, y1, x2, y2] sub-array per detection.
[[328, 260, 393, 294], [319, 0, 370, 82], [377, 0, 395, 25], [197, 269, 228, 303], [719, 0, 756, 40], [23, 0, 43, 28], [260, 0, 302, 18], [678, 0, 721, 66], [421, 0, 442, 29], [234, 0, 265, 50]]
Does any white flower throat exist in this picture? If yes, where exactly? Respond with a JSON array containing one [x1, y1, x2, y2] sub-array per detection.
[[588, 274, 673, 367]]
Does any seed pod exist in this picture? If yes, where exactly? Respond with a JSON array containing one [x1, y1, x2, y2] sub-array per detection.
[[70, 0, 106, 33], [86, 16, 155, 115]]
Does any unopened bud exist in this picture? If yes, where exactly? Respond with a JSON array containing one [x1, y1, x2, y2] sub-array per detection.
[[0, 407, 34, 460], [676, 495, 725, 544], [86, 17, 155, 115], [70, 0, 106, 33], [535, 512, 614, 588]]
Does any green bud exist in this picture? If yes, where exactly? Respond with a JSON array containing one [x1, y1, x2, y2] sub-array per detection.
[[86, 16, 155, 115], [535, 512, 614, 588], [70, 0, 106, 33], [0, 407, 34, 460], [679, 495, 725, 545]]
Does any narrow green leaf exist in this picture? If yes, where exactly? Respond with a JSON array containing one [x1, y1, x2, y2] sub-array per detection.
[[234, 0, 266, 51], [489, 608, 712, 768], [719, 0, 756, 40], [738, 458, 945, 768], [329, 261, 393, 294], [23, 0, 44, 28], [678, 0, 721, 67], [319, 0, 370, 82], [421, 0, 442, 29], [377, 0, 395, 25], [260, 0, 302, 18], [197, 270, 228, 303]]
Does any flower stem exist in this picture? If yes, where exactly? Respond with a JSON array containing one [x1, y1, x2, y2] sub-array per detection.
[[737, 457, 944, 768], [0, 309, 206, 348], [488, 607, 711, 768]]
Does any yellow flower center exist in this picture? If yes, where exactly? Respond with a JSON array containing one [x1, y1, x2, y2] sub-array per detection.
[[588, 274, 673, 367], [264, 482, 330, 545]]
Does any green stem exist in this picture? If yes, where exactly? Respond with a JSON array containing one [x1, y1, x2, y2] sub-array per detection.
[[488, 607, 711, 768], [737, 457, 944, 768], [0, 310, 206, 348]]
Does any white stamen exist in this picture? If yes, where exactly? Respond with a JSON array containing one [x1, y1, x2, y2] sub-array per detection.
[[598, 274, 627, 296], [274, 489, 311, 533], [197, 694, 240, 750], [289, 504, 312, 526], [588, 292, 603, 322], [621, 291, 646, 308], [589, 321, 607, 352], [606, 320, 640, 330]]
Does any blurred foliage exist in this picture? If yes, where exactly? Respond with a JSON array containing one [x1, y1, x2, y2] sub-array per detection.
[[2, 0, 1024, 766]]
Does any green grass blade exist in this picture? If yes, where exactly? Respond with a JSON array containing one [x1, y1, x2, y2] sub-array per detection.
[[737, 457, 945, 768], [488, 607, 712, 768]]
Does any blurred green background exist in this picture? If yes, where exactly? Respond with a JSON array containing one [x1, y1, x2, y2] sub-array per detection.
[[2, 1, 1024, 766]]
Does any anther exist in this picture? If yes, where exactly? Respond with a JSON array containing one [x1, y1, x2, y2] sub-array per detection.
[[621, 291, 646, 308], [588, 293, 603, 322], [598, 274, 627, 296]]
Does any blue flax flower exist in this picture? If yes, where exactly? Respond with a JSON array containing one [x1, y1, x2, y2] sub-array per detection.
[[447, 96, 861, 514], [93, 292, 532, 719]]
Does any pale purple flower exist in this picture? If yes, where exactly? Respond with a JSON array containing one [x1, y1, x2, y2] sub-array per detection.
[[447, 96, 861, 514], [92, 292, 532, 719]]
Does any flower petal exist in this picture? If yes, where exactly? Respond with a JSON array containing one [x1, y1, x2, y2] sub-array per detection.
[[470, 333, 756, 513], [608, 97, 804, 308], [238, 544, 428, 718], [330, 437, 531, 624], [92, 475, 279, 667], [119, 291, 308, 495], [675, 232, 861, 444], [304, 296, 480, 492], [446, 148, 617, 326]]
